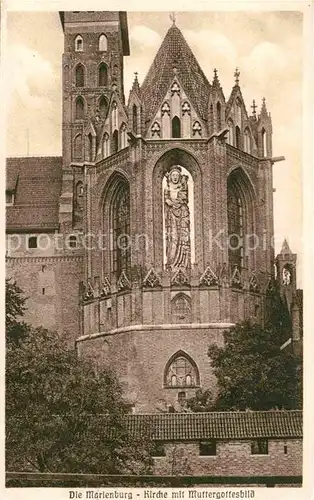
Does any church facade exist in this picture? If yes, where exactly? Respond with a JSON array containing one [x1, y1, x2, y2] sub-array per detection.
[[6, 11, 301, 413]]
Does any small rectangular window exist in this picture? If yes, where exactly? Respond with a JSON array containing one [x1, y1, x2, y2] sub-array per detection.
[[42, 288, 45, 295], [152, 442, 166, 458], [284, 445, 288, 454], [69, 235, 78, 248], [28, 236, 38, 249], [6, 192, 14, 206], [199, 440, 217, 456], [251, 439, 268, 455]]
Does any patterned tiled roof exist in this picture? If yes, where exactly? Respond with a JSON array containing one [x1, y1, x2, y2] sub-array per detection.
[[125, 411, 302, 441], [140, 24, 212, 130], [6, 157, 62, 231]]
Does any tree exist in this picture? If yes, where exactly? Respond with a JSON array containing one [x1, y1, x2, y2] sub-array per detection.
[[6, 278, 29, 345], [187, 389, 214, 412], [6, 283, 153, 475], [207, 320, 302, 411]]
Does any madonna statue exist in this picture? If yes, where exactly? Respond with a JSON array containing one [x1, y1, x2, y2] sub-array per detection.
[[164, 166, 191, 270]]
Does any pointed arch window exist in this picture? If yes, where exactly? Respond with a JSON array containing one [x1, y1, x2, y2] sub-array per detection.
[[227, 119, 234, 145], [102, 133, 110, 158], [75, 181, 84, 210], [120, 123, 127, 149], [164, 352, 199, 388], [172, 116, 181, 138], [75, 35, 83, 52], [110, 181, 131, 278], [227, 177, 244, 270], [99, 95, 108, 118], [75, 64, 85, 87], [75, 97, 84, 120], [98, 63, 108, 87], [132, 104, 138, 135], [235, 126, 241, 149], [216, 101, 222, 130], [262, 128, 267, 157], [73, 134, 83, 160], [99, 34, 108, 52], [112, 130, 119, 154], [87, 134, 93, 162]]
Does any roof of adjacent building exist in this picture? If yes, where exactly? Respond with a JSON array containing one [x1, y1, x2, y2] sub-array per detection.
[[124, 411, 302, 441], [140, 24, 212, 130], [6, 156, 62, 232]]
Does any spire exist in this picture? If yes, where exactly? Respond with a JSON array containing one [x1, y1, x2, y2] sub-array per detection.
[[280, 239, 293, 255], [260, 97, 268, 116], [132, 71, 140, 94], [169, 12, 176, 25], [212, 68, 221, 89], [234, 67, 240, 86], [251, 99, 257, 119]]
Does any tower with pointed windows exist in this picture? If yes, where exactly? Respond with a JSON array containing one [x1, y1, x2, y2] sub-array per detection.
[[58, 11, 129, 233]]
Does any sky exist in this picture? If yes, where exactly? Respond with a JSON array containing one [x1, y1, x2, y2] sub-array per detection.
[[4, 9, 304, 284]]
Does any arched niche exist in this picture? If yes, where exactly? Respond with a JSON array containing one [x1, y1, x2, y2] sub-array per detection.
[[152, 148, 203, 271]]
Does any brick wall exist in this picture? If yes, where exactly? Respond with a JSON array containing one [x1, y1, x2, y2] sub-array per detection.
[[153, 439, 302, 477], [7, 255, 83, 345], [78, 325, 227, 412]]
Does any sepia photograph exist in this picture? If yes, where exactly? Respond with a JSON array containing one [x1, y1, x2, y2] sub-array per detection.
[[3, 3, 310, 494]]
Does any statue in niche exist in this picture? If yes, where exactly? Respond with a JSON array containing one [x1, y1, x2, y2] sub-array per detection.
[[164, 166, 191, 270]]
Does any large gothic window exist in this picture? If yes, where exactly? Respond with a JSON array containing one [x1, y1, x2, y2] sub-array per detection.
[[164, 351, 199, 388], [110, 182, 131, 277], [75, 64, 85, 87], [98, 63, 108, 87], [227, 177, 244, 270]]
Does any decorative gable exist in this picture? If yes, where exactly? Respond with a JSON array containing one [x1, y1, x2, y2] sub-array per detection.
[[225, 84, 257, 153], [147, 77, 206, 140]]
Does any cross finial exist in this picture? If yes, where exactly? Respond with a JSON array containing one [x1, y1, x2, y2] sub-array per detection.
[[170, 12, 176, 25], [234, 67, 240, 85], [251, 99, 257, 117]]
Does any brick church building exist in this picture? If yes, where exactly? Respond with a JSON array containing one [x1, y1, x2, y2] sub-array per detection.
[[6, 11, 301, 415]]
